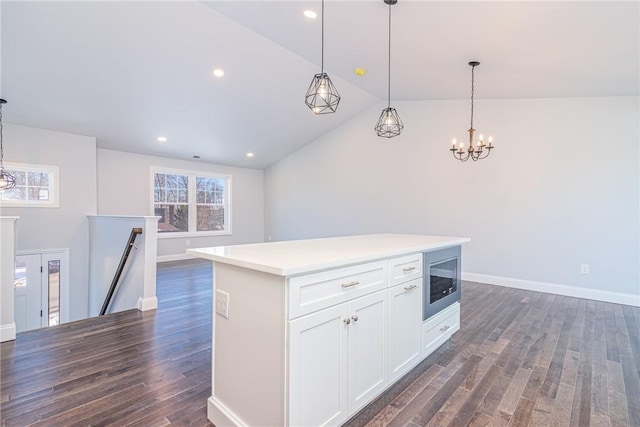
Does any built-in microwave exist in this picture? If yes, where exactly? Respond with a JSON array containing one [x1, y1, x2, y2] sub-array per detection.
[[423, 246, 461, 321]]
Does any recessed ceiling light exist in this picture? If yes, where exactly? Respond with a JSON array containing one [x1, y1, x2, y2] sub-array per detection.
[[157, 136, 167, 142], [213, 69, 225, 77], [246, 152, 254, 158], [354, 68, 366, 76], [304, 10, 317, 19]]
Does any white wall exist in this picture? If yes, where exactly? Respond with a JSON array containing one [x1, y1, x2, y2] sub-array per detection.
[[265, 96, 640, 302], [97, 149, 264, 258], [1, 124, 97, 321]]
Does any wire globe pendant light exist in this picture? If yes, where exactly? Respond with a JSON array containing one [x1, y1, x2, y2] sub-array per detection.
[[0, 99, 16, 191], [375, 0, 403, 138], [304, 0, 340, 115], [450, 61, 494, 161]]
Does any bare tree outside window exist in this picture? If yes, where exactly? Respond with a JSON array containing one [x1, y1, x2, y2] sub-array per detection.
[[152, 170, 230, 234], [0, 163, 58, 207], [154, 173, 189, 232]]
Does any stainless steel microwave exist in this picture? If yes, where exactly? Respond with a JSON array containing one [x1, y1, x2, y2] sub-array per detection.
[[423, 246, 461, 321]]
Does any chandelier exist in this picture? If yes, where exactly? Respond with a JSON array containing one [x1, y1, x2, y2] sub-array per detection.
[[450, 61, 494, 161], [304, 0, 341, 114], [375, 0, 403, 138], [0, 99, 16, 191]]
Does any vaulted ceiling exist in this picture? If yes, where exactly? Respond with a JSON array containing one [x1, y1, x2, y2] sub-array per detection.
[[2, 1, 638, 169]]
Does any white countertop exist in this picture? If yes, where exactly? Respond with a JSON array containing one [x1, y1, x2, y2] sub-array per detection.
[[187, 233, 470, 276]]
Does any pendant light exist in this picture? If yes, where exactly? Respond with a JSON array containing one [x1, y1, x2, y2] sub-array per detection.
[[450, 61, 494, 161], [304, 0, 340, 115], [375, 0, 403, 138], [0, 99, 16, 191]]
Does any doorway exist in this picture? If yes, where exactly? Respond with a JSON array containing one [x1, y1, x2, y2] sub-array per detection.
[[14, 249, 69, 333]]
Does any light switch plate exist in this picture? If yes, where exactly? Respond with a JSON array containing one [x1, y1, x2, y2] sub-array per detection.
[[216, 289, 230, 319]]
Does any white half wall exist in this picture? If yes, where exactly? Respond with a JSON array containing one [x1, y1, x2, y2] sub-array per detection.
[[264, 96, 640, 302], [1, 124, 97, 321], [88, 215, 159, 316], [96, 149, 264, 258], [0, 217, 18, 342]]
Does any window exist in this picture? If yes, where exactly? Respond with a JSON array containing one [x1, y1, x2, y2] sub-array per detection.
[[0, 163, 59, 207], [152, 168, 231, 236]]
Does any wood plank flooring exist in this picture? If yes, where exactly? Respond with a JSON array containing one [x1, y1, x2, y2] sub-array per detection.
[[1, 259, 639, 426]]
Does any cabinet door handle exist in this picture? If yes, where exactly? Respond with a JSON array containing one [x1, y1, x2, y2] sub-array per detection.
[[402, 266, 416, 272], [343, 318, 351, 325], [341, 281, 360, 289], [351, 315, 359, 322], [440, 325, 450, 332], [404, 284, 417, 291]]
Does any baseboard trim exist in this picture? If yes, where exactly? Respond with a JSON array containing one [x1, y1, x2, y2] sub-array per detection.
[[157, 253, 194, 263], [0, 322, 16, 342], [208, 396, 248, 427], [463, 272, 640, 307], [137, 296, 158, 312]]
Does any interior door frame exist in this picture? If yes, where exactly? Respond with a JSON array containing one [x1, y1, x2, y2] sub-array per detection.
[[16, 248, 70, 326]]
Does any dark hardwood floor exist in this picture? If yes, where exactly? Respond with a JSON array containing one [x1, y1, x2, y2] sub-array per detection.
[[1, 259, 639, 426]]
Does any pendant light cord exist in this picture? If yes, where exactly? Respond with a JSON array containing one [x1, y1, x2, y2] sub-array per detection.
[[387, 3, 391, 109], [321, 0, 325, 74], [470, 64, 475, 129], [0, 101, 5, 168]]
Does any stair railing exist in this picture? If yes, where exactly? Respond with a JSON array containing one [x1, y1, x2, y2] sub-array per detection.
[[100, 227, 143, 315]]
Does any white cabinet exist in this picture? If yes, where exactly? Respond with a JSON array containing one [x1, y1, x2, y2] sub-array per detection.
[[422, 302, 460, 358], [289, 290, 388, 426], [347, 291, 388, 414], [388, 278, 422, 382], [289, 304, 349, 426]]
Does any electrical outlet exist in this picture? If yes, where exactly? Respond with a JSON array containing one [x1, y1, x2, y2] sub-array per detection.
[[185, 239, 191, 246], [580, 264, 590, 274], [216, 289, 230, 319], [268, 235, 272, 241]]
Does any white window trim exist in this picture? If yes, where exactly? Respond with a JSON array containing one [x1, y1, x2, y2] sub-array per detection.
[[150, 166, 232, 239], [0, 162, 60, 208]]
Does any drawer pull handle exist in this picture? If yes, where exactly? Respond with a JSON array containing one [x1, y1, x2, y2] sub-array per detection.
[[341, 281, 360, 289], [440, 325, 450, 332], [343, 318, 351, 325], [402, 266, 416, 272], [351, 315, 359, 322], [404, 284, 417, 291]]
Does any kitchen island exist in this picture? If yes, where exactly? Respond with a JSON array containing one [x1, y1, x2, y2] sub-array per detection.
[[187, 233, 470, 427]]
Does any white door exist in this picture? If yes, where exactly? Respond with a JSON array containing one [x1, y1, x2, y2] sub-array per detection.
[[14, 251, 67, 333], [388, 278, 422, 382], [347, 290, 388, 414], [289, 304, 349, 427], [14, 254, 44, 332]]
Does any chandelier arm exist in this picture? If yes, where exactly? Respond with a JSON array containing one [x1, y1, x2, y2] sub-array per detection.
[[476, 149, 492, 160]]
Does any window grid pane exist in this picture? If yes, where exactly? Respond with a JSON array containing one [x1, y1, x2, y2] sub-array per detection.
[[48, 260, 60, 326], [155, 171, 229, 233], [0, 166, 55, 205]]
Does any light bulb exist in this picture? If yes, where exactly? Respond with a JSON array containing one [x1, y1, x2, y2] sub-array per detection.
[[385, 112, 393, 126], [459, 142, 464, 149], [479, 134, 484, 141], [488, 136, 493, 143], [452, 138, 457, 147]]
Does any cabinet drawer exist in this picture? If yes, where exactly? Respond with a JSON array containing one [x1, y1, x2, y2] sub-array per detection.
[[389, 253, 423, 287], [289, 261, 388, 319], [422, 303, 459, 357]]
